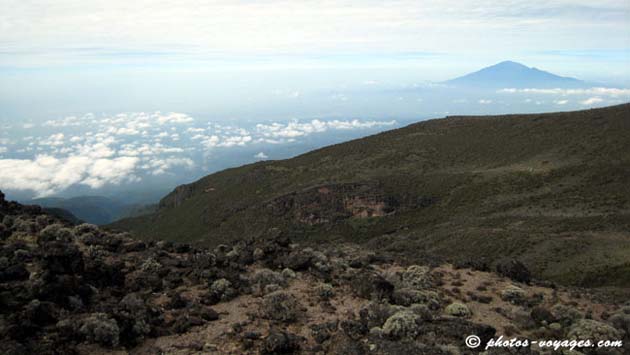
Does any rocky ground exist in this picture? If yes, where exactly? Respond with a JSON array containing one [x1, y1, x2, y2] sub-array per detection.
[[1, 190, 629, 355]]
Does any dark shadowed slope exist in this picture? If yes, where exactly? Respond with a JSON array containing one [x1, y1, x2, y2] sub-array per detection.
[[445, 60, 588, 88], [26, 196, 153, 225], [111, 104, 630, 287]]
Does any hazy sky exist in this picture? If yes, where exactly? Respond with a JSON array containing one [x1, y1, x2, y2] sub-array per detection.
[[1, 0, 628, 77]]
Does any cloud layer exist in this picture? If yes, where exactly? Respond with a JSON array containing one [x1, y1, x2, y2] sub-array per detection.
[[0, 111, 397, 196], [498, 86, 630, 107], [0, 155, 140, 197]]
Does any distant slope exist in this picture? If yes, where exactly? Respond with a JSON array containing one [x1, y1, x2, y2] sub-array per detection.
[[27, 196, 152, 225], [445, 60, 588, 88], [39, 207, 83, 225], [111, 104, 630, 287]]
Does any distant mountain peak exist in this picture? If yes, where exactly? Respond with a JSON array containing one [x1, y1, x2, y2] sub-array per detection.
[[446, 61, 587, 88], [493, 60, 528, 68]]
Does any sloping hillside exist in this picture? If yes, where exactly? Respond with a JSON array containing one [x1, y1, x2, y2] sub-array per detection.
[[111, 104, 630, 287], [2, 191, 629, 354]]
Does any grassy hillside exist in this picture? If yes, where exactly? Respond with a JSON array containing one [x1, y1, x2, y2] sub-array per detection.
[[110, 104, 630, 287]]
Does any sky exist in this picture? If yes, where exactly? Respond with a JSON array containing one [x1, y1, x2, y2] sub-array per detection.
[[0, 0, 629, 200], [1, 1, 628, 74]]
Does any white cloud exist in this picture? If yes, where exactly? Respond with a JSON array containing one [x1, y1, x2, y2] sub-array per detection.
[[114, 127, 141, 135], [554, 99, 569, 105], [498, 87, 630, 97], [254, 152, 269, 159], [478, 99, 492, 104], [217, 135, 253, 147], [186, 127, 206, 134], [40, 133, 65, 147], [327, 119, 396, 130], [1, 110, 402, 195], [143, 157, 195, 175], [43, 115, 89, 127], [200, 135, 220, 149], [156, 112, 194, 125], [255, 119, 396, 141], [0, 154, 140, 196], [580, 97, 604, 105], [81, 157, 140, 188]]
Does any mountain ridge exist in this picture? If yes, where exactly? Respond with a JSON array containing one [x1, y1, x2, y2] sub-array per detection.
[[110, 103, 630, 287]]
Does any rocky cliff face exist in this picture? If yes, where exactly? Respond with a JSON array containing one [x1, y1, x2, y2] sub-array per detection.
[[1, 191, 628, 354], [266, 183, 432, 225]]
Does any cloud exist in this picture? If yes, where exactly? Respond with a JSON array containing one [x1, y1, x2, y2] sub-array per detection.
[[156, 112, 194, 125], [40, 133, 65, 147], [186, 127, 206, 134], [554, 99, 569, 105], [0, 110, 400, 196], [580, 97, 604, 105], [254, 152, 269, 159], [0, 154, 140, 196], [142, 157, 195, 175], [217, 135, 253, 147], [113, 127, 141, 135], [327, 119, 396, 130], [255, 119, 396, 140], [478, 99, 492, 104], [498, 87, 630, 96]]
